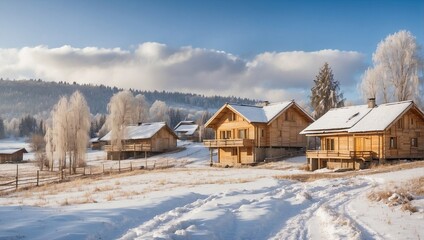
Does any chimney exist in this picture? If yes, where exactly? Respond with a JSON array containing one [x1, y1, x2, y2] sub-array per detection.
[[367, 98, 376, 108]]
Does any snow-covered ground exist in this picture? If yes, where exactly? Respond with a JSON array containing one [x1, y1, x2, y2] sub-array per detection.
[[0, 139, 423, 239]]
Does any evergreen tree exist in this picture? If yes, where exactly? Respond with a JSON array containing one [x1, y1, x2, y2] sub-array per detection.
[[310, 62, 345, 119]]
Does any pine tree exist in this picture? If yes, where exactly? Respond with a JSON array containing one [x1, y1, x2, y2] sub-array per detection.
[[310, 62, 345, 119]]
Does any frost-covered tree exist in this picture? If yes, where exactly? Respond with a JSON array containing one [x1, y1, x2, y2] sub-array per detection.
[[310, 62, 345, 119], [149, 100, 170, 125], [68, 91, 90, 173], [106, 91, 138, 154], [51, 96, 69, 171], [135, 94, 150, 123], [44, 126, 55, 171], [361, 30, 422, 103]]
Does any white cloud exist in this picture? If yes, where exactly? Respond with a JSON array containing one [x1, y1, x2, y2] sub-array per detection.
[[0, 43, 366, 102]]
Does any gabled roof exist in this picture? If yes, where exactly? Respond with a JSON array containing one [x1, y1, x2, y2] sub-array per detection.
[[205, 100, 314, 128], [174, 124, 199, 135], [101, 122, 177, 141], [0, 148, 28, 154], [301, 100, 423, 135]]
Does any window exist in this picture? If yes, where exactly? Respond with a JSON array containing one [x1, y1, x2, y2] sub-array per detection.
[[411, 138, 418, 147], [285, 111, 294, 121], [279, 130, 282, 137], [229, 112, 236, 121], [247, 147, 252, 156], [231, 148, 237, 156], [220, 130, 232, 139], [397, 119, 404, 129], [261, 129, 265, 137], [325, 138, 335, 150], [238, 129, 247, 139], [411, 118, 414, 126], [390, 137, 397, 149]]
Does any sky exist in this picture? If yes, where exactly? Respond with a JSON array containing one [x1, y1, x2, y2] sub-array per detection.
[[0, 0, 422, 104]]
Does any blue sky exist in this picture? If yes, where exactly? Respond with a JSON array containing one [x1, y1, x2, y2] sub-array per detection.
[[0, 0, 422, 103]]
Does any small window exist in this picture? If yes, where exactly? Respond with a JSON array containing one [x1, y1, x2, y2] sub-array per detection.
[[247, 147, 252, 156], [229, 113, 236, 121], [411, 138, 418, 147], [411, 118, 414, 125], [261, 129, 265, 137], [279, 130, 282, 137], [231, 148, 237, 156], [325, 138, 335, 150], [238, 129, 247, 139], [220, 130, 232, 139], [390, 137, 397, 149], [397, 119, 404, 129]]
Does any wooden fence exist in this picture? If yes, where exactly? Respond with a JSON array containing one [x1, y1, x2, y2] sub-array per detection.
[[0, 157, 189, 195]]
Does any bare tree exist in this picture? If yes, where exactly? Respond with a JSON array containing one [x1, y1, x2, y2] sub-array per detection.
[[106, 90, 138, 158], [149, 100, 170, 125], [44, 126, 55, 171], [361, 30, 422, 103], [68, 91, 91, 173], [135, 94, 150, 123], [51, 96, 69, 171], [30, 134, 46, 170]]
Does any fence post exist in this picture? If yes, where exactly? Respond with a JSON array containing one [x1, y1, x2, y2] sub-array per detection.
[[36, 170, 39, 186], [83, 167, 86, 176], [130, 162, 132, 171], [119, 160, 121, 172], [15, 164, 18, 190], [102, 164, 104, 174], [90, 167, 92, 175], [61, 169, 64, 180]]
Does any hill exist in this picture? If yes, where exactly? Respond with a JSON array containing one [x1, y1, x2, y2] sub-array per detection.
[[0, 79, 257, 119]]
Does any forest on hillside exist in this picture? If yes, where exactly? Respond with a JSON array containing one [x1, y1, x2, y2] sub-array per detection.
[[0, 79, 257, 119]]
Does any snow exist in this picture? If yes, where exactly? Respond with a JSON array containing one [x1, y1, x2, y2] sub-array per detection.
[[301, 105, 371, 134], [350, 100, 412, 132], [101, 122, 170, 141], [0, 148, 27, 154], [229, 101, 293, 123], [0, 139, 423, 240], [174, 124, 198, 135], [301, 100, 417, 134]]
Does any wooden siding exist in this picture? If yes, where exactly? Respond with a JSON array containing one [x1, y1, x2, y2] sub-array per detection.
[[306, 107, 424, 170], [206, 104, 313, 165]]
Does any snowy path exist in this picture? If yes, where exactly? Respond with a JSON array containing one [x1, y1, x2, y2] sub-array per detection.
[[0, 140, 423, 239]]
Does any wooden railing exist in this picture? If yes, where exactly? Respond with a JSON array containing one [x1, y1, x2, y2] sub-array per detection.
[[203, 139, 255, 148], [104, 143, 151, 152], [306, 150, 375, 160]]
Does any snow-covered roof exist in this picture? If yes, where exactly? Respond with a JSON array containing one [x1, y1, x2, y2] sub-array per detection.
[[174, 124, 199, 135], [101, 122, 176, 141], [0, 148, 28, 154], [205, 100, 314, 128], [301, 100, 418, 134]]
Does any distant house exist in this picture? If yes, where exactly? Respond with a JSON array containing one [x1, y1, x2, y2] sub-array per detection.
[[174, 121, 199, 141], [0, 148, 28, 163], [101, 122, 178, 160], [89, 138, 106, 150], [301, 99, 424, 171], [204, 101, 314, 166]]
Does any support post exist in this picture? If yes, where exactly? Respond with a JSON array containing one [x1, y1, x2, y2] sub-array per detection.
[[15, 164, 18, 190], [36, 170, 39, 186], [210, 149, 213, 167], [130, 162, 132, 171]]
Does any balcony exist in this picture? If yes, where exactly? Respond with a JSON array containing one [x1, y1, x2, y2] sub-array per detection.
[[306, 150, 376, 160], [104, 143, 151, 152], [203, 139, 255, 148]]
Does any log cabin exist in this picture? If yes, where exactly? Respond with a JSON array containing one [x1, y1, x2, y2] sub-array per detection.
[[204, 101, 314, 166], [301, 99, 424, 171], [174, 121, 199, 141], [101, 122, 178, 160], [0, 148, 27, 163]]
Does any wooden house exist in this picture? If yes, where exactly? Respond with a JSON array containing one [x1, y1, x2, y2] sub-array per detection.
[[301, 99, 424, 171], [89, 138, 106, 150], [204, 101, 314, 166], [0, 148, 27, 163], [174, 121, 199, 141], [101, 122, 178, 160]]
